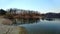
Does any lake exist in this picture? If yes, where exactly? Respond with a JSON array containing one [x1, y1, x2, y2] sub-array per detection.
[[18, 18, 60, 34]]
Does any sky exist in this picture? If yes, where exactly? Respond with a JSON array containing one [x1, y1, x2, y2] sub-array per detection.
[[0, 0, 60, 13]]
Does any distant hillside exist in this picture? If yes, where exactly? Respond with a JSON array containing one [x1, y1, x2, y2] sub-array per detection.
[[44, 13, 60, 18], [0, 9, 6, 15]]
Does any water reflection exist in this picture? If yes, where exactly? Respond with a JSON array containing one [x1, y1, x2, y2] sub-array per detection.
[[13, 18, 57, 25], [15, 18, 40, 25]]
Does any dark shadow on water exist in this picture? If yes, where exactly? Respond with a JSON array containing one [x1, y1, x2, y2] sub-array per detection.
[[45, 18, 54, 21], [41, 18, 54, 21]]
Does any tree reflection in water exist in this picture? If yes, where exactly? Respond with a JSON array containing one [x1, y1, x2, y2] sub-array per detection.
[[14, 18, 40, 25]]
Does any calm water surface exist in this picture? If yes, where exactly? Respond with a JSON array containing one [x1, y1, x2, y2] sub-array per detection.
[[19, 19, 60, 34]]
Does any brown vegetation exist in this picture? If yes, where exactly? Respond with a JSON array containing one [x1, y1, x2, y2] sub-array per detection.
[[2, 19, 13, 25]]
